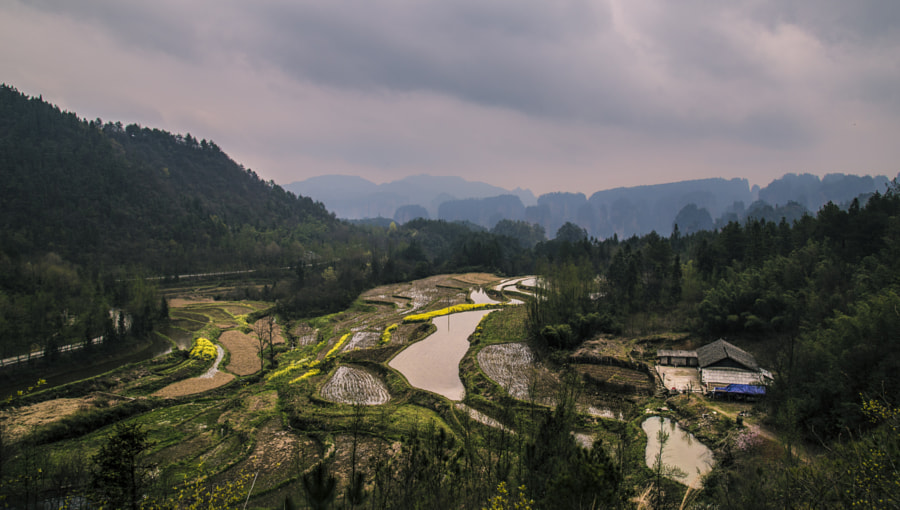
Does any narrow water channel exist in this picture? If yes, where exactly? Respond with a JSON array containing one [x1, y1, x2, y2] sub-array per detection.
[[389, 309, 495, 400], [642, 416, 715, 489]]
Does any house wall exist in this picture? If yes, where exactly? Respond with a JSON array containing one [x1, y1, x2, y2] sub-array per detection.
[[658, 356, 699, 367]]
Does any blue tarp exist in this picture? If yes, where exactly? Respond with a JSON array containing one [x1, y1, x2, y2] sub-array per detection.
[[715, 384, 766, 396]]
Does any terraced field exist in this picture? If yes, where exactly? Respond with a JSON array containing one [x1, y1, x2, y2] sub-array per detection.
[[477, 342, 535, 399], [320, 365, 391, 405], [6, 273, 708, 508]]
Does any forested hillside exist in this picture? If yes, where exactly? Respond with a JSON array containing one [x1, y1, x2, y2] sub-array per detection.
[[0, 85, 539, 360], [0, 84, 337, 275], [0, 84, 352, 360]]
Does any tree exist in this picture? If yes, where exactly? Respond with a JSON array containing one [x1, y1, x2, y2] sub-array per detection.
[[158, 296, 168, 320], [252, 315, 278, 366], [90, 422, 154, 510], [554, 222, 588, 244], [302, 462, 336, 510], [522, 376, 622, 508], [651, 425, 686, 509]]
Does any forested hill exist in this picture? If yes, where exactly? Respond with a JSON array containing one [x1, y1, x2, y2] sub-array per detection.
[[0, 84, 337, 274]]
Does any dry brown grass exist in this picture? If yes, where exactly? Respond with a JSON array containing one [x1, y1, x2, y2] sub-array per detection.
[[228, 419, 309, 493], [152, 371, 235, 398], [574, 364, 655, 392], [219, 329, 262, 375], [168, 297, 214, 308], [2, 397, 95, 441], [450, 272, 499, 286]]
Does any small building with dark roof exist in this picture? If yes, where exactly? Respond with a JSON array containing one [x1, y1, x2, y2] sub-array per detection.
[[656, 339, 770, 392], [656, 349, 698, 367]]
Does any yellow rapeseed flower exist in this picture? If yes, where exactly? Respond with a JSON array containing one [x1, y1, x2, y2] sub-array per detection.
[[402, 303, 502, 323]]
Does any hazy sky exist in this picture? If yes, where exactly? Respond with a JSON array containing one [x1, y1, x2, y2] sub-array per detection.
[[2, 1, 898, 195]]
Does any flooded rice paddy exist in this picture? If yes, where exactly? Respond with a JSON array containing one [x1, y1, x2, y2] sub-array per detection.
[[389, 309, 496, 400]]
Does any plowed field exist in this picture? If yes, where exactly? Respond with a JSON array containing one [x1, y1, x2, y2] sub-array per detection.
[[219, 330, 261, 375], [153, 371, 235, 398]]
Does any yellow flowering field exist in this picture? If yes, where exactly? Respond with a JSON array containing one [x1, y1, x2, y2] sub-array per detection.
[[402, 303, 503, 323]]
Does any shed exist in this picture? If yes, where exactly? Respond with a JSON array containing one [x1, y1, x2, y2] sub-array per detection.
[[656, 349, 699, 367]]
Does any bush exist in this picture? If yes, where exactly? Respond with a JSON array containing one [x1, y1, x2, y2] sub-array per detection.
[[189, 337, 217, 361]]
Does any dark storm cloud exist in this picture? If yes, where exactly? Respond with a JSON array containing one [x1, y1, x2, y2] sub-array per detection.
[[3, 0, 899, 192], [10, 0, 842, 148], [22, 0, 203, 60], [252, 2, 629, 120]]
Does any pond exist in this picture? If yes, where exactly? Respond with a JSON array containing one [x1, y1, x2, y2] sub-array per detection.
[[389, 309, 496, 400], [642, 416, 715, 489]]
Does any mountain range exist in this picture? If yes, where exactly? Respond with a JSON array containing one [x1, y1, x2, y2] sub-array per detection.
[[287, 172, 896, 239]]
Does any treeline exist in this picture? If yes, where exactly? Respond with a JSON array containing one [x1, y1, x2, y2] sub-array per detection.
[[5, 83, 899, 448], [528, 189, 900, 440], [521, 186, 900, 506], [0, 252, 164, 361]]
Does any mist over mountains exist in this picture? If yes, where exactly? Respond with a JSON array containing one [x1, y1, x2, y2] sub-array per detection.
[[287, 172, 896, 239]]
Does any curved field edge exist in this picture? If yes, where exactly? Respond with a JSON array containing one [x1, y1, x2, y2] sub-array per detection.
[[8, 274, 715, 507]]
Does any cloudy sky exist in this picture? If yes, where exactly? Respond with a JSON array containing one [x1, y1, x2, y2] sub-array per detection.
[[2, 1, 898, 195]]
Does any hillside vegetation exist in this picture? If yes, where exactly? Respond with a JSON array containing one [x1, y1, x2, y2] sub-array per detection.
[[1, 85, 898, 508]]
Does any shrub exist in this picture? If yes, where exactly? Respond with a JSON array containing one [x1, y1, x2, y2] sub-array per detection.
[[325, 333, 352, 358], [380, 323, 399, 344], [189, 338, 217, 361]]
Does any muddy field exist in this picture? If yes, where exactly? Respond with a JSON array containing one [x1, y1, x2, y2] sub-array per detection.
[[574, 363, 655, 393], [218, 330, 261, 375], [320, 365, 391, 405], [477, 342, 536, 400], [153, 371, 235, 398]]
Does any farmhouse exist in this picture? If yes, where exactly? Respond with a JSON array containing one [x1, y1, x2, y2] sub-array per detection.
[[657, 339, 771, 392]]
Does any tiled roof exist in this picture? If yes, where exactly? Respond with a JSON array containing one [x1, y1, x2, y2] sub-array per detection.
[[696, 339, 758, 370], [657, 349, 697, 358]]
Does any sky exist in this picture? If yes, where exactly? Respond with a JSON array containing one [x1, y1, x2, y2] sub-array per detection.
[[2, 1, 899, 195]]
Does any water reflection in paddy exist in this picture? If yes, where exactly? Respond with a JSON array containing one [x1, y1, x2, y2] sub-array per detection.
[[469, 288, 495, 304], [642, 416, 715, 489], [389, 309, 496, 400]]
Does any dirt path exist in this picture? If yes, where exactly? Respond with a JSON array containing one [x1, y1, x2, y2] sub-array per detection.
[[200, 345, 225, 378], [704, 401, 811, 463], [153, 342, 236, 397]]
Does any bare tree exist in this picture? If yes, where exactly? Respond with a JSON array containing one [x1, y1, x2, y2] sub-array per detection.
[[252, 315, 277, 368]]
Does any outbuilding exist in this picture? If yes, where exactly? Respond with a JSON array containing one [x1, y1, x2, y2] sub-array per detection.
[[656, 349, 698, 367]]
